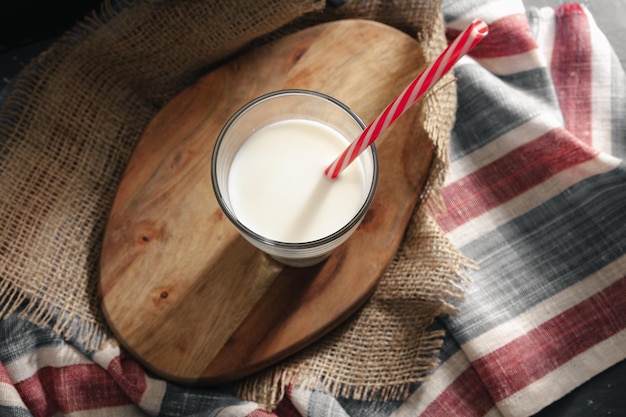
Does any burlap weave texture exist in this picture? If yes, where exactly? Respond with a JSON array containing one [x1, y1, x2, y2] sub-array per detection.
[[0, 0, 468, 404]]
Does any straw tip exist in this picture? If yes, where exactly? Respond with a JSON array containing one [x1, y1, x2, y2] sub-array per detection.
[[324, 166, 338, 179], [472, 19, 489, 36]]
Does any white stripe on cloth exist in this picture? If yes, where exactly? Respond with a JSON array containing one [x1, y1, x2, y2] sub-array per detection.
[[463, 253, 626, 361], [4, 344, 92, 384], [215, 402, 260, 417], [389, 351, 477, 417], [290, 386, 312, 417], [0, 381, 27, 408], [445, 152, 622, 246], [531, 7, 557, 69], [485, 409, 506, 417], [585, 6, 615, 155], [496, 328, 626, 417], [474, 50, 546, 76]]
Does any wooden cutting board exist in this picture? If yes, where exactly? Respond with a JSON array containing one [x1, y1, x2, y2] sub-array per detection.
[[99, 19, 434, 385]]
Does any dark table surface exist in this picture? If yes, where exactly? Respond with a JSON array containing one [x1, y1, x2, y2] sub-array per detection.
[[1, 1, 625, 416]]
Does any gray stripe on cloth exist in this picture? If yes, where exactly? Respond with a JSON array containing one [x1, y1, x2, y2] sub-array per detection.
[[450, 64, 560, 161]]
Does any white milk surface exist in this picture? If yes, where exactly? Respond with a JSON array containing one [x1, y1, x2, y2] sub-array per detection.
[[228, 119, 368, 243]]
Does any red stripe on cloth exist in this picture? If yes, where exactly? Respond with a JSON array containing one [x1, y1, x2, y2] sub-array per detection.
[[0, 360, 13, 384], [446, 14, 537, 58], [551, 3, 592, 145], [438, 128, 598, 232], [473, 275, 626, 403], [15, 363, 134, 417], [106, 355, 147, 405], [272, 395, 302, 417], [421, 366, 494, 416]]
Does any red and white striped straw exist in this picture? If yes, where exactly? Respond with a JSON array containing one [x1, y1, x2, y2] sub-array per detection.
[[325, 19, 489, 179]]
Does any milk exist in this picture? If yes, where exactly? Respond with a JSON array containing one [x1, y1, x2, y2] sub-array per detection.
[[228, 119, 368, 243]]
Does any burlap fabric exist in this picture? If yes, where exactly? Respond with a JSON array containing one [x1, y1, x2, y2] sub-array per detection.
[[0, 0, 469, 404]]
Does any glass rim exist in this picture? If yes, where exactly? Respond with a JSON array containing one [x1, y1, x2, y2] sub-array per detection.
[[211, 89, 379, 250]]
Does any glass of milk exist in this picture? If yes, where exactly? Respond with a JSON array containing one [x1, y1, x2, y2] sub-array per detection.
[[211, 89, 378, 267]]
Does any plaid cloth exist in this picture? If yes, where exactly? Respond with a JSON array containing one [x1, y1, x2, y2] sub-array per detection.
[[1, 0, 625, 416]]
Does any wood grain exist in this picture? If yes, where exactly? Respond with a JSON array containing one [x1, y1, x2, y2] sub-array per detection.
[[99, 19, 434, 385]]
